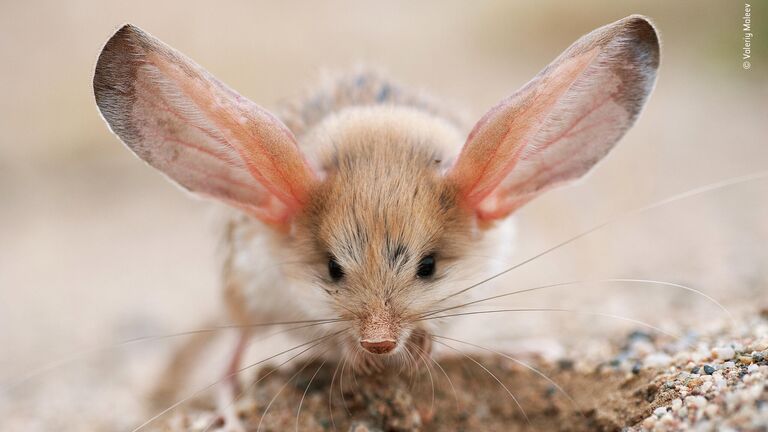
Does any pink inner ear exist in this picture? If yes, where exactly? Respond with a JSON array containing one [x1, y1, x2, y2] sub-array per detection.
[[450, 48, 600, 213], [150, 53, 316, 214]]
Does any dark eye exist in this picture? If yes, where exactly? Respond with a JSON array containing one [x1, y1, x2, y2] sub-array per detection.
[[416, 254, 436, 279], [328, 256, 344, 281]]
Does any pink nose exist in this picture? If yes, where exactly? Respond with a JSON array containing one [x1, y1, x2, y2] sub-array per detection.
[[360, 339, 396, 354]]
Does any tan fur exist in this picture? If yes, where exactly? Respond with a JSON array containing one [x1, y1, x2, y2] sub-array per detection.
[[222, 87, 480, 369], [92, 16, 660, 385]]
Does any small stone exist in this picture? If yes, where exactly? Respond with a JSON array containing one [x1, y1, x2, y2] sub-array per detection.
[[738, 356, 754, 365], [642, 416, 656, 429], [659, 413, 675, 425], [704, 404, 719, 418], [349, 422, 372, 432], [645, 353, 672, 368], [747, 364, 759, 373], [690, 366, 700, 374], [697, 381, 712, 393], [557, 359, 574, 370], [653, 406, 668, 417], [703, 365, 715, 375], [723, 361, 736, 369], [714, 375, 727, 389], [713, 347, 735, 360], [671, 398, 683, 411], [685, 395, 708, 409], [632, 363, 642, 374], [629, 330, 653, 341]]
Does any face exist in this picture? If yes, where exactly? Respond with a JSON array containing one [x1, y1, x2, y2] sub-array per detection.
[[292, 125, 474, 363]]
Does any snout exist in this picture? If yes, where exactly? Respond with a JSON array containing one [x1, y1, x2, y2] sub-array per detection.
[[360, 338, 397, 354]]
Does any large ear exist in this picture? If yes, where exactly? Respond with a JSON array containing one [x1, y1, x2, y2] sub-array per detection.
[[93, 24, 316, 226], [448, 15, 660, 221]]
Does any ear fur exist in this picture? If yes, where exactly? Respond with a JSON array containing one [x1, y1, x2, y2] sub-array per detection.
[[93, 24, 317, 225], [449, 15, 660, 221]]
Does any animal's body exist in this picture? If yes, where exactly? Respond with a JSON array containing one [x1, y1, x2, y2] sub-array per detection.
[[92, 14, 660, 417]]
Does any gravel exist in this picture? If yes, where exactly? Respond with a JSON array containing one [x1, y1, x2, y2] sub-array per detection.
[[159, 307, 768, 431]]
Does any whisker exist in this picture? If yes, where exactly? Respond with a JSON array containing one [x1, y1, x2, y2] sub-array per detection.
[[295, 358, 328, 432], [255, 346, 331, 432], [338, 353, 352, 416], [327, 355, 344, 432], [412, 341, 460, 412], [432, 335, 583, 418], [350, 350, 362, 389], [418, 279, 735, 326], [432, 338, 530, 425], [439, 170, 768, 303], [410, 340, 435, 414], [401, 342, 418, 390], [420, 308, 681, 339], [210, 331, 344, 432], [131, 330, 344, 432], [2, 318, 346, 390]]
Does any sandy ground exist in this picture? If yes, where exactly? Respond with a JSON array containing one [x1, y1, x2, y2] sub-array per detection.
[[158, 308, 768, 432], [1, 1, 767, 431]]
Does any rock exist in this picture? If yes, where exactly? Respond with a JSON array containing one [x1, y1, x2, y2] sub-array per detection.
[[713, 347, 735, 360], [348, 421, 381, 432], [671, 398, 682, 411], [684, 395, 708, 409], [749, 340, 768, 352], [642, 416, 656, 429], [703, 365, 715, 375], [645, 353, 672, 368]]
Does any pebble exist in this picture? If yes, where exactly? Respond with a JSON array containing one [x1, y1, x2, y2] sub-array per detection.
[[714, 375, 727, 389], [642, 416, 656, 429], [737, 356, 753, 365], [704, 404, 719, 419], [712, 347, 736, 360], [671, 398, 682, 411], [697, 381, 712, 393], [703, 365, 715, 375], [747, 364, 758, 373], [645, 353, 672, 368], [653, 406, 668, 417], [713, 346, 735, 360], [685, 395, 708, 409]]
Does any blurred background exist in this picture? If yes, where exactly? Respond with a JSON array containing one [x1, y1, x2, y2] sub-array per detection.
[[1, 0, 766, 430]]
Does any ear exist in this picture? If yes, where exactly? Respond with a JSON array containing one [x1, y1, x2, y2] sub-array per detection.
[[93, 24, 317, 226], [448, 15, 660, 221]]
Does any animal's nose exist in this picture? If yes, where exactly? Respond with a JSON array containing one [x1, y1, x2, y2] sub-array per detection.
[[360, 339, 396, 354]]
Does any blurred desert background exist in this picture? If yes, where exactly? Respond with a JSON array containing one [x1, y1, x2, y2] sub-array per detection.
[[1, 1, 766, 430]]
